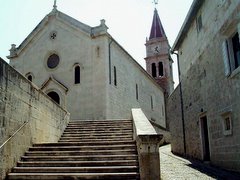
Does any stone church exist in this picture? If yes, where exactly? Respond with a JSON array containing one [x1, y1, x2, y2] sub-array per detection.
[[1, 3, 174, 179], [8, 5, 173, 128]]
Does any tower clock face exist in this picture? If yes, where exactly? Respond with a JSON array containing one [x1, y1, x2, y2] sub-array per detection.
[[153, 45, 160, 53]]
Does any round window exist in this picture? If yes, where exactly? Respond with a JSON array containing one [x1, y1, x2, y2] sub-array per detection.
[[47, 54, 60, 69]]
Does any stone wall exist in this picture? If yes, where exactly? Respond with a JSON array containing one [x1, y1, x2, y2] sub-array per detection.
[[169, 1, 240, 172], [106, 40, 166, 128], [0, 58, 70, 179], [167, 86, 184, 155]]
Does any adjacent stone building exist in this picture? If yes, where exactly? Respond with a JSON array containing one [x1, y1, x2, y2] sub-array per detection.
[[8, 6, 170, 128], [169, 0, 240, 172]]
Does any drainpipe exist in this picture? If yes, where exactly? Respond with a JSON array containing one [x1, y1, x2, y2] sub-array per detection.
[[171, 50, 186, 156], [108, 38, 113, 84]]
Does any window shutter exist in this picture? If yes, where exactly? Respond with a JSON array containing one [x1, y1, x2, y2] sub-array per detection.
[[222, 40, 231, 76]]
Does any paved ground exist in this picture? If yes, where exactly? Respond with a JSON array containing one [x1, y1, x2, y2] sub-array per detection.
[[160, 144, 240, 180]]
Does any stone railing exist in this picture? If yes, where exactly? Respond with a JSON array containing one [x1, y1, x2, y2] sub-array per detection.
[[132, 108, 163, 180]]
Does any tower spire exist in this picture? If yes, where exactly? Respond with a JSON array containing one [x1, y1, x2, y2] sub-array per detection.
[[149, 8, 166, 39]]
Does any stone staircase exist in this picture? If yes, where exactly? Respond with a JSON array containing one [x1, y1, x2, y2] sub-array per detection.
[[7, 119, 140, 180]]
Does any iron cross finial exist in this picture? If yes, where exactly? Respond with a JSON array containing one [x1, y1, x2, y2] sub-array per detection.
[[53, 0, 57, 9]]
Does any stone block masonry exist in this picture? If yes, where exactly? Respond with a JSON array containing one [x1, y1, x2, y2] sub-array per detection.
[[167, 86, 185, 155], [0, 58, 70, 179], [169, 1, 240, 173]]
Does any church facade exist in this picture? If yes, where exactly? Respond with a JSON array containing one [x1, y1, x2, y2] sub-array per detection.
[[8, 6, 170, 128]]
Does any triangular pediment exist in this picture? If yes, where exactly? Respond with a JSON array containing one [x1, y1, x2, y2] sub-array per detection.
[[41, 75, 68, 93], [7, 9, 108, 59]]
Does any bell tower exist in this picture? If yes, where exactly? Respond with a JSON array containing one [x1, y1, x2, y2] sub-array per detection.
[[145, 8, 174, 96]]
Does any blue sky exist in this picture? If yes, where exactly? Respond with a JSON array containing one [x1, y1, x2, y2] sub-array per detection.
[[0, 0, 193, 85]]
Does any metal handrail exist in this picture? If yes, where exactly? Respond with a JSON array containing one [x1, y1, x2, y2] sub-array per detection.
[[0, 121, 29, 149]]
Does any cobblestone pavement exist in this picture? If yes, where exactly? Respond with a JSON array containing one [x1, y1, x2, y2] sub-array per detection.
[[160, 144, 240, 180]]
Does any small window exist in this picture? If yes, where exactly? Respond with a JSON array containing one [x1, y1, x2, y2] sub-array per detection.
[[221, 112, 232, 136], [74, 66, 80, 84], [25, 73, 34, 82], [159, 62, 163, 76], [224, 117, 231, 131], [114, 66, 117, 86], [136, 84, 138, 100], [47, 54, 60, 69], [96, 46, 100, 58], [222, 32, 240, 75], [196, 14, 202, 33], [150, 96, 153, 110], [152, 63, 156, 78]]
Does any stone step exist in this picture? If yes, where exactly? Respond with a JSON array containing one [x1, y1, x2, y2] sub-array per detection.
[[17, 160, 139, 167], [68, 119, 132, 124], [58, 138, 133, 142], [12, 166, 138, 173], [66, 122, 132, 125], [7, 119, 139, 180], [58, 139, 133, 143], [7, 172, 140, 180], [60, 134, 133, 138], [25, 149, 137, 156], [63, 129, 133, 132], [29, 144, 136, 151], [62, 132, 133, 136], [21, 154, 138, 161], [65, 123, 132, 126], [64, 128, 133, 132], [32, 140, 135, 147], [66, 124, 132, 128]]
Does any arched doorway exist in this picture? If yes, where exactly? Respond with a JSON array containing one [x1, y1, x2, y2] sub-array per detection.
[[47, 91, 60, 104]]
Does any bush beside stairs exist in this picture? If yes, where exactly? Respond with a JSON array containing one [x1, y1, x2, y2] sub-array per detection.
[[7, 119, 140, 180]]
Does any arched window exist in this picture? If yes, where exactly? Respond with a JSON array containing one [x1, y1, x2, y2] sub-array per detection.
[[47, 91, 60, 104], [74, 66, 80, 84], [151, 63, 156, 78], [27, 75, 32, 82], [136, 84, 138, 100], [114, 66, 117, 86], [151, 96, 153, 110], [159, 62, 164, 76]]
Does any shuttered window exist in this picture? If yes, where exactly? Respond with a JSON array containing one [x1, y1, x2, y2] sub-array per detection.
[[222, 40, 231, 76], [222, 32, 240, 76]]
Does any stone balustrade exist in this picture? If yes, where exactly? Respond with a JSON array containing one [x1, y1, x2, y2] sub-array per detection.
[[132, 108, 163, 180]]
